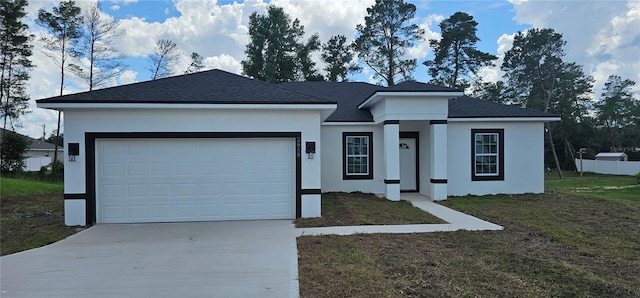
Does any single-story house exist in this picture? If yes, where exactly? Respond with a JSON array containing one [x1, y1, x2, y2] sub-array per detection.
[[0, 128, 64, 171], [595, 152, 628, 161], [36, 69, 560, 226]]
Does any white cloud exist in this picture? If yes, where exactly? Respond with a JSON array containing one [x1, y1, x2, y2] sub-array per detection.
[[509, 0, 640, 94], [111, 0, 137, 3], [110, 5, 120, 11], [118, 70, 138, 85]]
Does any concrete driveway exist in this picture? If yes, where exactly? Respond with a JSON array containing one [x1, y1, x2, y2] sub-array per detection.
[[1, 220, 298, 297]]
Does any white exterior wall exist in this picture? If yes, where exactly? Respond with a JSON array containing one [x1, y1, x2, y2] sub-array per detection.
[[320, 124, 385, 195], [63, 108, 324, 223], [447, 121, 545, 196]]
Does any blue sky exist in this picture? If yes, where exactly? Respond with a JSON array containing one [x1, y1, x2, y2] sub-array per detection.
[[17, 0, 640, 138]]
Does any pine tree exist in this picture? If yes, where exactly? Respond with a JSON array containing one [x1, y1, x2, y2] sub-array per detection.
[[1, 0, 33, 133], [354, 0, 424, 86], [322, 35, 360, 82]]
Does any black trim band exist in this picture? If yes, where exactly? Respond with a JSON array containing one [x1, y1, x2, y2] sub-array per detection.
[[64, 193, 86, 200], [430, 120, 447, 125], [301, 189, 322, 195], [384, 179, 400, 184], [430, 179, 448, 184], [383, 120, 399, 125]]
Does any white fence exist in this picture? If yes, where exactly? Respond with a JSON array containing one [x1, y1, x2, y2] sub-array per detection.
[[575, 158, 640, 176], [24, 156, 51, 171]]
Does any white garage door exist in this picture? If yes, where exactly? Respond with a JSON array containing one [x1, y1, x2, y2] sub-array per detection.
[[96, 138, 295, 223]]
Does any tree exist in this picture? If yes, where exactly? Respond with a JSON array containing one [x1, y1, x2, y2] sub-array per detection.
[[596, 75, 638, 147], [148, 39, 179, 80], [501, 28, 566, 178], [322, 35, 360, 82], [471, 79, 510, 104], [241, 6, 320, 83], [37, 0, 83, 172], [296, 33, 323, 81], [424, 12, 496, 89], [75, 2, 126, 91], [354, 0, 424, 86], [0, 129, 29, 175], [184, 52, 204, 74], [1, 0, 33, 133]]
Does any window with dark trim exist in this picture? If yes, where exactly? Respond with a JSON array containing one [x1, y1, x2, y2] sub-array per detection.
[[471, 129, 504, 181], [343, 132, 373, 180]]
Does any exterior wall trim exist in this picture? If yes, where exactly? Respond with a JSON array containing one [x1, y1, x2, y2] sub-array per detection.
[[384, 179, 400, 184], [84, 132, 302, 225], [301, 189, 322, 195]]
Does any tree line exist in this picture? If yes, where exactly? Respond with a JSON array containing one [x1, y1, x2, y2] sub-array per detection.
[[1, 0, 639, 176]]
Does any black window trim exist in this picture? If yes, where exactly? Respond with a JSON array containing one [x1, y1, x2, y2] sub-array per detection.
[[343, 132, 374, 180], [471, 129, 504, 181]]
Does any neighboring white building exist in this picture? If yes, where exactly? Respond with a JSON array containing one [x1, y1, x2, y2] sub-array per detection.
[[595, 152, 628, 161], [37, 70, 560, 226], [0, 128, 63, 171]]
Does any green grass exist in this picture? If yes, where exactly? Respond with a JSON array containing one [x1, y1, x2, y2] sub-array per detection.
[[0, 178, 78, 256], [297, 174, 640, 297], [1, 177, 63, 196], [295, 192, 446, 227], [544, 171, 639, 203]]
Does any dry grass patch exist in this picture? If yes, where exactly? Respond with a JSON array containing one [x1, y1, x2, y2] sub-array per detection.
[[295, 192, 445, 228], [1, 192, 82, 256], [297, 191, 640, 297]]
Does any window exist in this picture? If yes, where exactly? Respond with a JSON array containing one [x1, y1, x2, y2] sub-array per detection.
[[343, 132, 373, 180], [471, 129, 504, 181]]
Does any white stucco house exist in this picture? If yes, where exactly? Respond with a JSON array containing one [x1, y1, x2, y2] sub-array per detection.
[[36, 69, 560, 226]]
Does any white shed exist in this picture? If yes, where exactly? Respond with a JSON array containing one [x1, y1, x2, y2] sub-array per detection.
[[595, 152, 628, 161]]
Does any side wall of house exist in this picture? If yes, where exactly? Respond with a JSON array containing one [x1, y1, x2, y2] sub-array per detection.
[[321, 124, 385, 195], [62, 108, 323, 225], [447, 121, 545, 196]]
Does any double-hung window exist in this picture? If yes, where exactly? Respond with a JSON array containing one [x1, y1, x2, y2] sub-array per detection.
[[343, 132, 373, 180], [472, 129, 504, 181]]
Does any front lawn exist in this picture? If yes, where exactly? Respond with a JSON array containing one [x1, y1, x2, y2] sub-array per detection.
[[0, 178, 80, 256], [295, 192, 445, 227], [297, 174, 640, 297]]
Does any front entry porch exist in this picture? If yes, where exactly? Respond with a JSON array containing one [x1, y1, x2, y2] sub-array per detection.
[[383, 120, 449, 201]]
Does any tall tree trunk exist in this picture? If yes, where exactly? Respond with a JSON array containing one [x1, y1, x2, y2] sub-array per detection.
[[546, 123, 563, 178]]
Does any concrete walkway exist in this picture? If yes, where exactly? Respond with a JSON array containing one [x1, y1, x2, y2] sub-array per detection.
[[296, 194, 503, 236]]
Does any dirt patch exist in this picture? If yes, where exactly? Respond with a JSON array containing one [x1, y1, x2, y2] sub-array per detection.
[[1, 192, 82, 256], [294, 192, 445, 228], [297, 193, 640, 297]]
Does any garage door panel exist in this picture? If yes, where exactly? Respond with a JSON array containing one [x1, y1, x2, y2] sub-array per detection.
[[96, 138, 295, 223]]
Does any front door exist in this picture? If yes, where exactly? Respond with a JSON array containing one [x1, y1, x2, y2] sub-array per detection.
[[399, 137, 417, 191]]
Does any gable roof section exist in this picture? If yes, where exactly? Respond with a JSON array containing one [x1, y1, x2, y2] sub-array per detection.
[[383, 81, 461, 92], [448, 96, 559, 118], [281, 82, 559, 122], [36, 69, 333, 105], [279, 81, 380, 122]]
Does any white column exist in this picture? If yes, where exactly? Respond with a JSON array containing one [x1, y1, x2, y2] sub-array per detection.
[[430, 120, 448, 200], [384, 121, 400, 201]]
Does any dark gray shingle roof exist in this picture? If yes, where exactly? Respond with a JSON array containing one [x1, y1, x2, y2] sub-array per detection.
[[281, 82, 558, 121], [37, 69, 333, 105], [279, 81, 380, 122], [384, 81, 461, 92], [448, 96, 559, 118]]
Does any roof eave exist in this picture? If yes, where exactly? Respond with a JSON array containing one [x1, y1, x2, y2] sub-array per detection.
[[358, 91, 464, 109], [447, 116, 561, 122], [37, 102, 338, 111]]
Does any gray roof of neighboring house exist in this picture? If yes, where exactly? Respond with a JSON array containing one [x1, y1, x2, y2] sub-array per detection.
[[0, 129, 61, 150], [37, 69, 334, 105]]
